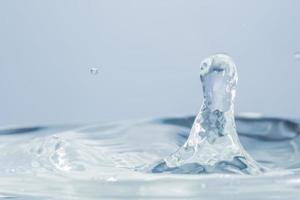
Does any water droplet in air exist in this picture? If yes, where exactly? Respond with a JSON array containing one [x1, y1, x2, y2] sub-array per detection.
[[90, 67, 99, 75]]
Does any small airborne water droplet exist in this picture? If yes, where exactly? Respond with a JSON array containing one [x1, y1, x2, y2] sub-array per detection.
[[90, 67, 99, 75]]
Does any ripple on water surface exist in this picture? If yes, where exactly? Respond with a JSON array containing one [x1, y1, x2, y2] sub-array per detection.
[[0, 116, 300, 199]]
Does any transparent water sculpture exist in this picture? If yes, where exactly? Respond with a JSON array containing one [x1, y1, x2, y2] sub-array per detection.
[[152, 54, 264, 174]]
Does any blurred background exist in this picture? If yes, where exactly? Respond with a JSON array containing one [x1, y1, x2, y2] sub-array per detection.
[[0, 0, 299, 126]]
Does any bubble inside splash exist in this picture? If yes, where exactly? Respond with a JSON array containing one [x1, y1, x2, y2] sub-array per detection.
[[152, 54, 264, 174]]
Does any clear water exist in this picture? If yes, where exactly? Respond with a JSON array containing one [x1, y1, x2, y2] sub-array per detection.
[[152, 54, 262, 174], [0, 116, 300, 199], [1, 55, 300, 199]]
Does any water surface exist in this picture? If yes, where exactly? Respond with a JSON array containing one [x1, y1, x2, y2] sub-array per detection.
[[0, 115, 299, 199]]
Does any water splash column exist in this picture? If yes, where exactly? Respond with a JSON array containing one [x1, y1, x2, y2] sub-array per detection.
[[153, 54, 263, 174]]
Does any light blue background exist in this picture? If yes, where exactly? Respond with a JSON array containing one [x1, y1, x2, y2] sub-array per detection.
[[0, 0, 300, 126]]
